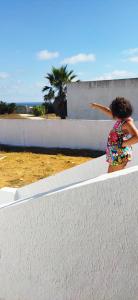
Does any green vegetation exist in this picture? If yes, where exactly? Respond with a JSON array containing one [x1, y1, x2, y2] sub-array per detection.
[[0, 101, 16, 114], [32, 105, 46, 116]]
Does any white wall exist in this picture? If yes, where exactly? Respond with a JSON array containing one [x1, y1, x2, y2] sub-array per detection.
[[0, 119, 138, 151], [67, 78, 138, 120], [0, 166, 138, 299]]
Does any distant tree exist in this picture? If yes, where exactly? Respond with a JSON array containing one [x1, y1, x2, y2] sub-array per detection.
[[0, 101, 8, 114], [0, 101, 16, 114], [42, 65, 77, 119], [43, 102, 55, 114], [7, 103, 16, 114]]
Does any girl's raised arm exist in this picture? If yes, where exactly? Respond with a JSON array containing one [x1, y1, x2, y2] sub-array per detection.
[[89, 102, 113, 118]]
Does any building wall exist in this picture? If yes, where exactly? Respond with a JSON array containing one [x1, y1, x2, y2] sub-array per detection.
[[0, 119, 138, 151], [0, 166, 138, 299], [67, 78, 138, 119]]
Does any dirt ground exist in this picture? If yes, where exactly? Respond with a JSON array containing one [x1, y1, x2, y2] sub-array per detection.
[[0, 147, 104, 188], [0, 114, 27, 119], [0, 113, 60, 119]]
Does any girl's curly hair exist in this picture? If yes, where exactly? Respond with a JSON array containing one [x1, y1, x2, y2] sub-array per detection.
[[110, 97, 133, 119]]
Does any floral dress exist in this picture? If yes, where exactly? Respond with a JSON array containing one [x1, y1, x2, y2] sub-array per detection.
[[106, 118, 132, 166]]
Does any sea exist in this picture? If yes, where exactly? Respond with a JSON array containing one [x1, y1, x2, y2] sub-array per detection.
[[15, 102, 43, 107]]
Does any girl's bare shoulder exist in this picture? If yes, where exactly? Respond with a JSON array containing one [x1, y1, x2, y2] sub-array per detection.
[[122, 117, 134, 128], [122, 118, 138, 135]]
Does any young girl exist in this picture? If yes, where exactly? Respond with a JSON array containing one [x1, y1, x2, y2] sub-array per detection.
[[90, 97, 138, 173]]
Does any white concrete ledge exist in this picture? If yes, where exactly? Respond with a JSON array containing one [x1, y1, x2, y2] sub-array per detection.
[[1, 163, 138, 209], [0, 163, 138, 299], [0, 187, 17, 207]]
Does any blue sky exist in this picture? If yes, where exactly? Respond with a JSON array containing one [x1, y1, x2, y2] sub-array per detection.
[[0, 0, 138, 102]]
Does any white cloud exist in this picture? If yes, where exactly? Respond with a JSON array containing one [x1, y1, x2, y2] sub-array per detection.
[[37, 50, 59, 60], [123, 48, 138, 55], [122, 48, 138, 63], [0, 72, 10, 79], [61, 53, 96, 64], [94, 70, 136, 81], [127, 56, 138, 63]]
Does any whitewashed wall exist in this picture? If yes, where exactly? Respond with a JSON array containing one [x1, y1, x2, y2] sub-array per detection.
[[0, 166, 138, 299], [67, 78, 138, 120], [0, 119, 138, 151]]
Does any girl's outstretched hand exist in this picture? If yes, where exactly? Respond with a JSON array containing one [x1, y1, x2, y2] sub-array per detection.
[[89, 103, 97, 109], [89, 102, 112, 117]]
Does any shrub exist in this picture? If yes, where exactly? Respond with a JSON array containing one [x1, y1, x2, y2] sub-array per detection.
[[32, 105, 46, 116]]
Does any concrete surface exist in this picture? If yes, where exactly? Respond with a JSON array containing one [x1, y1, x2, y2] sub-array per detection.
[[67, 78, 138, 120], [0, 166, 138, 299], [0, 187, 17, 205], [0, 117, 138, 299]]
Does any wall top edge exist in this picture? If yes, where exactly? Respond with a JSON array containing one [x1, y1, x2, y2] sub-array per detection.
[[0, 119, 137, 123], [1, 165, 138, 211], [67, 77, 138, 86], [45, 165, 138, 196]]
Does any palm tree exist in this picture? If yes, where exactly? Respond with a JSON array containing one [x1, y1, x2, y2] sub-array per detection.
[[42, 65, 77, 118]]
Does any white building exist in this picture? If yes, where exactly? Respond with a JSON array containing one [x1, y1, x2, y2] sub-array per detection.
[[67, 78, 138, 120]]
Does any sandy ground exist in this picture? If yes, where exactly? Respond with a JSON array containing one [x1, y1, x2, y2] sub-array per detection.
[[0, 150, 94, 188], [19, 114, 44, 120]]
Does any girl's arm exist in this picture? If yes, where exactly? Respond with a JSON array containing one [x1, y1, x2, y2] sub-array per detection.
[[89, 103, 113, 118], [122, 119, 138, 147]]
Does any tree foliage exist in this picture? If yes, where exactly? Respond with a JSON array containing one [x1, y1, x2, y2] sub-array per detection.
[[42, 65, 77, 118], [0, 101, 16, 114]]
